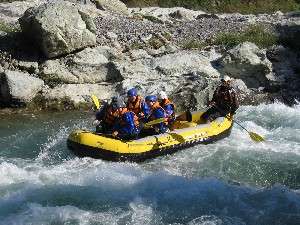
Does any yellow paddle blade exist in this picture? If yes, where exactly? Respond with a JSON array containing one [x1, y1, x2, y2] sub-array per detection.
[[91, 95, 100, 110], [143, 118, 165, 128], [249, 132, 265, 142]]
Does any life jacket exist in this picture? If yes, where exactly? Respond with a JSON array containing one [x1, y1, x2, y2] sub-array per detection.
[[213, 85, 238, 112], [160, 98, 173, 108], [104, 106, 127, 125], [160, 98, 175, 119], [127, 95, 143, 115], [148, 102, 168, 124], [120, 111, 139, 127]]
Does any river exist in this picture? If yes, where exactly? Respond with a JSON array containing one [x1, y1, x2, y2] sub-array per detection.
[[0, 102, 299, 225]]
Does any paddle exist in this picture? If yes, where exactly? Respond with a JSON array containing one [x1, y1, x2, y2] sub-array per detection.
[[91, 94, 100, 110], [213, 104, 265, 142], [230, 119, 265, 142], [143, 118, 165, 128]]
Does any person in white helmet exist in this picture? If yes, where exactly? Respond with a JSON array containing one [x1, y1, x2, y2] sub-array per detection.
[[158, 91, 176, 124], [201, 75, 239, 122]]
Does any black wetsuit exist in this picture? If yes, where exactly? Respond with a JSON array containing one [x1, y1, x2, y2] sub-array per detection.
[[201, 84, 239, 122]]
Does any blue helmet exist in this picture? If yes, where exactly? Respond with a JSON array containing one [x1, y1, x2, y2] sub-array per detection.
[[127, 88, 138, 97], [145, 95, 157, 102]]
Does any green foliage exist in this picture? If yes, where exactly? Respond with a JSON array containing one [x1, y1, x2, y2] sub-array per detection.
[[213, 25, 279, 48], [181, 39, 207, 50], [130, 41, 144, 50], [0, 22, 19, 34], [148, 36, 164, 49], [143, 14, 164, 23], [122, 0, 300, 14]]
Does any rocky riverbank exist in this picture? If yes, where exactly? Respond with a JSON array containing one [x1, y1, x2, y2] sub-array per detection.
[[0, 0, 300, 112]]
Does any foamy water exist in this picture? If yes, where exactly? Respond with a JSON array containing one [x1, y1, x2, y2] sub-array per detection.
[[0, 103, 299, 225]]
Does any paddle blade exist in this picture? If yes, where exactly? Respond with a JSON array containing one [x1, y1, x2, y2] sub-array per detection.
[[249, 132, 265, 142], [144, 118, 165, 128], [91, 95, 100, 110]]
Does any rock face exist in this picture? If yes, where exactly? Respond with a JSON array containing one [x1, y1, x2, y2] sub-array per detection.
[[109, 50, 221, 110], [0, 70, 44, 105], [93, 0, 128, 15], [19, 1, 97, 58], [219, 42, 273, 88], [39, 46, 121, 84], [41, 83, 116, 105]]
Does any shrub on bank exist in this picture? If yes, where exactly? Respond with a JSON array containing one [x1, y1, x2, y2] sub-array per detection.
[[122, 0, 300, 14], [213, 25, 279, 48]]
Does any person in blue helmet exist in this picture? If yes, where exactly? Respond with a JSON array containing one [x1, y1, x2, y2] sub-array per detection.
[[126, 87, 149, 122], [112, 111, 140, 140], [144, 95, 169, 134]]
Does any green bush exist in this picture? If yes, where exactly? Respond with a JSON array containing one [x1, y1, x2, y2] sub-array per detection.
[[0, 22, 19, 34], [213, 25, 279, 48], [181, 39, 207, 50], [122, 0, 300, 14]]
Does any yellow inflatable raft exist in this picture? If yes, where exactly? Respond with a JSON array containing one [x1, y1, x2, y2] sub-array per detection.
[[67, 111, 233, 162]]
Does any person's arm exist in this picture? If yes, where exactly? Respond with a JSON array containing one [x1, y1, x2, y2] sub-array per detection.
[[230, 89, 239, 114], [209, 86, 220, 106]]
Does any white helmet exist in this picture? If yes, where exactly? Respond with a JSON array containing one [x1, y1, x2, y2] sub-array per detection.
[[158, 91, 168, 100], [222, 75, 231, 82]]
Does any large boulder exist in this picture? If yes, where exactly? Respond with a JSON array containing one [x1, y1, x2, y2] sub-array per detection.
[[153, 51, 220, 78], [92, 0, 128, 15], [219, 42, 274, 88], [129, 7, 206, 22], [41, 83, 116, 105], [109, 50, 221, 109], [39, 46, 122, 84], [0, 70, 44, 105], [19, 1, 97, 58], [0, 0, 46, 24]]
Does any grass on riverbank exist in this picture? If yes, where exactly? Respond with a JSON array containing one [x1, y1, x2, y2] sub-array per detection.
[[122, 0, 300, 14], [0, 21, 20, 35], [180, 25, 278, 50], [213, 25, 279, 48]]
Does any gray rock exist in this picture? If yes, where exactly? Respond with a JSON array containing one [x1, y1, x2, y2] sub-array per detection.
[[108, 50, 222, 109], [92, 0, 128, 15], [129, 49, 152, 60], [19, 1, 96, 58], [42, 83, 116, 104], [153, 51, 220, 78], [39, 46, 122, 84], [0, 0, 46, 24], [13, 60, 39, 74], [0, 70, 44, 105], [219, 42, 273, 88]]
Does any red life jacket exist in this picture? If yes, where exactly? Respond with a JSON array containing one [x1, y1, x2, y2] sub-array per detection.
[[104, 107, 127, 125]]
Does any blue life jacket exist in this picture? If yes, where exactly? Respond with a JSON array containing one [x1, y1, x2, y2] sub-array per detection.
[[151, 108, 168, 134], [114, 112, 140, 139]]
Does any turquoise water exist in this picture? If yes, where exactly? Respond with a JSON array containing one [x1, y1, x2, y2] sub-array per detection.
[[0, 103, 300, 225]]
